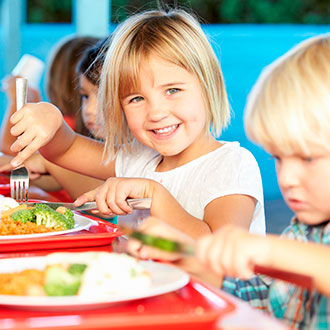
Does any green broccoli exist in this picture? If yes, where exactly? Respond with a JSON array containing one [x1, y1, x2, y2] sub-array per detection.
[[44, 265, 84, 296], [63, 208, 75, 229], [34, 204, 74, 230], [10, 208, 36, 223], [68, 263, 87, 275]]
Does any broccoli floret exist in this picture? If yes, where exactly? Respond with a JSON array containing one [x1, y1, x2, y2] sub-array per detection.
[[44, 265, 82, 296], [55, 206, 75, 229], [63, 208, 75, 228], [68, 263, 87, 275], [34, 204, 73, 230], [10, 209, 36, 223]]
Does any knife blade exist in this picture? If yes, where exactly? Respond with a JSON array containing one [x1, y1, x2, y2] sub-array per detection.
[[119, 225, 314, 290], [24, 198, 152, 211]]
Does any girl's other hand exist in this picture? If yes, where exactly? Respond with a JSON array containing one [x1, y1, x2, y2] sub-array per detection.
[[74, 177, 155, 216], [9, 102, 63, 167], [196, 224, 270, 280]]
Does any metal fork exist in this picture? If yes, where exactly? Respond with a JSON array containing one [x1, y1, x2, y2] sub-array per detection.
[[10, 78, 29, 203]]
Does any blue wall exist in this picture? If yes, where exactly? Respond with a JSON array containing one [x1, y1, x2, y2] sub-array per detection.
[[0, 23, 329, 199]]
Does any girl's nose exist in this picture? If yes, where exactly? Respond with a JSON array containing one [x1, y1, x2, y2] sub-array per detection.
[[147, 100, 169, 121]]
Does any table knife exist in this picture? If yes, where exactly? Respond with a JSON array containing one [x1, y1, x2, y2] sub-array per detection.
[[119, 225, 314, 290], [25, 198, 152, 211]]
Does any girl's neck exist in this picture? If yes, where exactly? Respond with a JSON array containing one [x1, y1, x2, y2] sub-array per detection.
[[156, 136, 222, 172]]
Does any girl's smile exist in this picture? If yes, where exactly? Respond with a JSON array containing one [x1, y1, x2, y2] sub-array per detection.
[[121, 54, 219, 168]]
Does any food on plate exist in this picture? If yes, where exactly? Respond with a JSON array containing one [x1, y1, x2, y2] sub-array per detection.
[[0, 252, 151, 296], [0, 199, 74, 235]]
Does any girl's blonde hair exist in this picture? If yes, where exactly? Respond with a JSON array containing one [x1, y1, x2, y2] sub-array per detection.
[[245, 34, 330, 156], [99, 9, 230, 162]]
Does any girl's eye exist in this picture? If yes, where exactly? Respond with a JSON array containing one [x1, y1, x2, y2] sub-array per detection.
[[166, 88, 179, 95], [129, 96, 144, 103]]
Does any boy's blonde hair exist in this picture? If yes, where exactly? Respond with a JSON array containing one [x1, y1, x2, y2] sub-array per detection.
[[99, 9, 230, 161], [245, 34, 330, 156]]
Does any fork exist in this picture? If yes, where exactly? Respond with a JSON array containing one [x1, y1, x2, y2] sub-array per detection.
[[10, 78, 29, 203]]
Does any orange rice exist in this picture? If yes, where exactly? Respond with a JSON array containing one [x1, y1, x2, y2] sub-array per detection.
[[0, 205, 63, 235], [0, 269, 45, 295]]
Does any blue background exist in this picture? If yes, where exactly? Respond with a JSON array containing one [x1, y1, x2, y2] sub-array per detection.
[[0, 23, 329, 200]]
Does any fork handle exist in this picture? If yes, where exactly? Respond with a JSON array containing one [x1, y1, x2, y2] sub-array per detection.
[[16, 78, 28, 111]]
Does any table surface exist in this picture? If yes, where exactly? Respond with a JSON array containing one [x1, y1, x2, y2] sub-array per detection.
[[0, 245, 288, 330]]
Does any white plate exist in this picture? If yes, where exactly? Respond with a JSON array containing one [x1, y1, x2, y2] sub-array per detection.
[[0, 214, 94, 240], [0, 256, 190, 311]]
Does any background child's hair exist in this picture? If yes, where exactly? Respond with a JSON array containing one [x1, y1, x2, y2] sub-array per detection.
[[99, 8, 230, 162], [244, 33, 330, 156], [45, 35, 100, 135], [76, 37, 110, 86]]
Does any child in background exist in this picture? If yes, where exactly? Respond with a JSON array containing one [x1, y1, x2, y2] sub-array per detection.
[[38, 38, 109, 200], [0, 35, 99, 155], [0, 38, 108, 201], [195, 34, 330, 329], [0, 36, 100, 200], [45, 35, 100, 136], [8, 9, 265, 238]]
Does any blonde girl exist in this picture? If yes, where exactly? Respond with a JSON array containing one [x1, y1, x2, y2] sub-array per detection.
[[8, 9, 265, 238]]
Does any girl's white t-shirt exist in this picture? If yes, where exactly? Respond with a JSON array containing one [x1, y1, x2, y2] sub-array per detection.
[[115, 141, 265, 235]]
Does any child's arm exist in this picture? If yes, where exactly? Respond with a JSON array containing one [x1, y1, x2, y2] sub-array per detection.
[[9, 102, 115, 179], [74, 177, 256, 238], [197, 224, 330, 296], [43, 159, 104, 200]]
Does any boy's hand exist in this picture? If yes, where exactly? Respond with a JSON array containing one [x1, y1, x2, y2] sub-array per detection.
[[127, 216, 195, 261], [126, 217, 223, 287], [74, 177, 156, 216], [196, 224, 270, 279], [9, 102, 63, 167]]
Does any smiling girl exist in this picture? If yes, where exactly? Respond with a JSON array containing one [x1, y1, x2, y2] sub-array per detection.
[[8, 9, 265, 238]]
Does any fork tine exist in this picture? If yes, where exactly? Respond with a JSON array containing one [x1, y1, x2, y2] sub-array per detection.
[[20, 182, 24, 203], [10, 180, 15, 199]]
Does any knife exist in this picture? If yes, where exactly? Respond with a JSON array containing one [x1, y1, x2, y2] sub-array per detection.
[[25, 198, 152, 211], [119, 225, 314, 290]]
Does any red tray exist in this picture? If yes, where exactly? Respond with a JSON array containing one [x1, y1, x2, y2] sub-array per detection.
[[0, 276, 236, 330], [0, 173, 10, 195], [0, 214, 121, 254]]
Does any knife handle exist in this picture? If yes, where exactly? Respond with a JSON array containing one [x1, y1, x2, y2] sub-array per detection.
[[253, 264, 314, 290]]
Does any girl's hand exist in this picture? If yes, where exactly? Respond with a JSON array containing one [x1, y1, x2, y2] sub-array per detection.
[[74, 177, 155, 216], [9, 102, 63, 167], [196, 224, 270, 279]]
